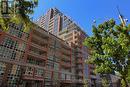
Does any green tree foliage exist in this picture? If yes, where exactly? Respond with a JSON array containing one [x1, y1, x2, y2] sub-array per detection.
[[84, 79, 88, 87], [84, 19, 130, 87], [101, 77, 109, 87], [0, 0, 38, 32]]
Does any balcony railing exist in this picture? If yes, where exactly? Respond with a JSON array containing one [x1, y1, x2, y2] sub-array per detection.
[[55, 51, 61, 58], [32, 34, 48, 44], [76, 66, 84, 70], [23, 73, 44, 81], [31, 42, 47, 52], [61, 48, 71, 56], [78, 73, 84, 77], [28, 51, 46, 60], [76, 54, 82, 58], [60, 62, 71, 68], [34, 28, 49, 38], [61, 54, 70, 61], [76, 59, 84, 64]]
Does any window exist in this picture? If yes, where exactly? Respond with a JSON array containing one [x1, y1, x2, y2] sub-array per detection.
[[25, 67, 33, 76], [54, 63, 59, 71]]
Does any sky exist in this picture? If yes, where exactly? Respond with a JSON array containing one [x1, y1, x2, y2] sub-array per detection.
[[33, 0, 130, 36]]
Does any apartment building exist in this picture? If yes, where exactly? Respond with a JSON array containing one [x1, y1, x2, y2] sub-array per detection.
[[0, 21, 86, 87], [36, 8, 97, 86]]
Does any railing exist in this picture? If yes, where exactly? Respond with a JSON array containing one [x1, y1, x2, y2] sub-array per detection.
[[23, 73, 44, 81], [60, 62, 71, 68], [34, 28, 49, 37], [61, 54, 70, 61], [28, 51, 46, 60], [55, 51, 61, 57], [76, 54, 82, 58], [61, 48, 71, 56], [31, 42, 47, 52], [76, 66, 84, 70], [76, 59, 84, 64], [78, 73, 84, 77], [32, 34, 48, 44], [0, 57, 45, 70]]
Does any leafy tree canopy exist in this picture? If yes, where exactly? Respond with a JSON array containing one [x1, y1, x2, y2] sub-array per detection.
[[84, 19, 130, 86], [0, 0, 38, 32]]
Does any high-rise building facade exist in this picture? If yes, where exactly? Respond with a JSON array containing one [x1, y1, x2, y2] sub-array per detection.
[[36, 8, 97, 86], [0, 8, 96, 87], [0, 22, 85, 87]]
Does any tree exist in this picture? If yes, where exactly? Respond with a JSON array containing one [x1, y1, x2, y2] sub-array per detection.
[[84, 19, 130, 87], [84, 79, 88, 87], [0, 0, 38, 32], [101, 77, 109, 87]]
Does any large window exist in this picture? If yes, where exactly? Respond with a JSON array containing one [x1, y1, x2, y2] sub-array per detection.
[[8, 23, 29, 40], [7, 65, 21, 87], [54, 63, 59, 71], [0, 37, 26, 61]]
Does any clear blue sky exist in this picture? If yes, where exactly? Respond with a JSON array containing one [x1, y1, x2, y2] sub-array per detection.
[[33, 0, 130, 36]]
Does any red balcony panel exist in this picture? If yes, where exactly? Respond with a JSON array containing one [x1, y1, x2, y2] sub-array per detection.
[[23, 75, 44, 81], [32, 34, 48, 44], [22, 75, 34, 80], [76, 59, 84, 64], [61, 54, 71, 61], [31, 43, 47, 52], [28, 51, 47, 60], [34, 76, 44, 81], [60, 62, 71, 68], [61, 80, 73, 83]]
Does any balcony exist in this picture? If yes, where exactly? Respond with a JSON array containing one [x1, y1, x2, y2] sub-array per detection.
[[60, 62, 71, 68], [61, 48, 71, 56], [34, 28, 49, 38], [55, 51, 61, 58], [31, 42, 47, 52], [61, 54, 70, 61], [76, 66, 84, 70], [76, 59, 84, 64], [75, 80, 84, 84], [76, 54, 82, 58], [22, 74, 34, 80], [60, 80, 73, 83], [77, 68, 83, 71], [23, 67, 44, 81], [23, 73, 44, 81], [32, 34, 48, 44], [34, 68, 44, 79], [78, 73, 84, 77], [28, 50, 47, 60]]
